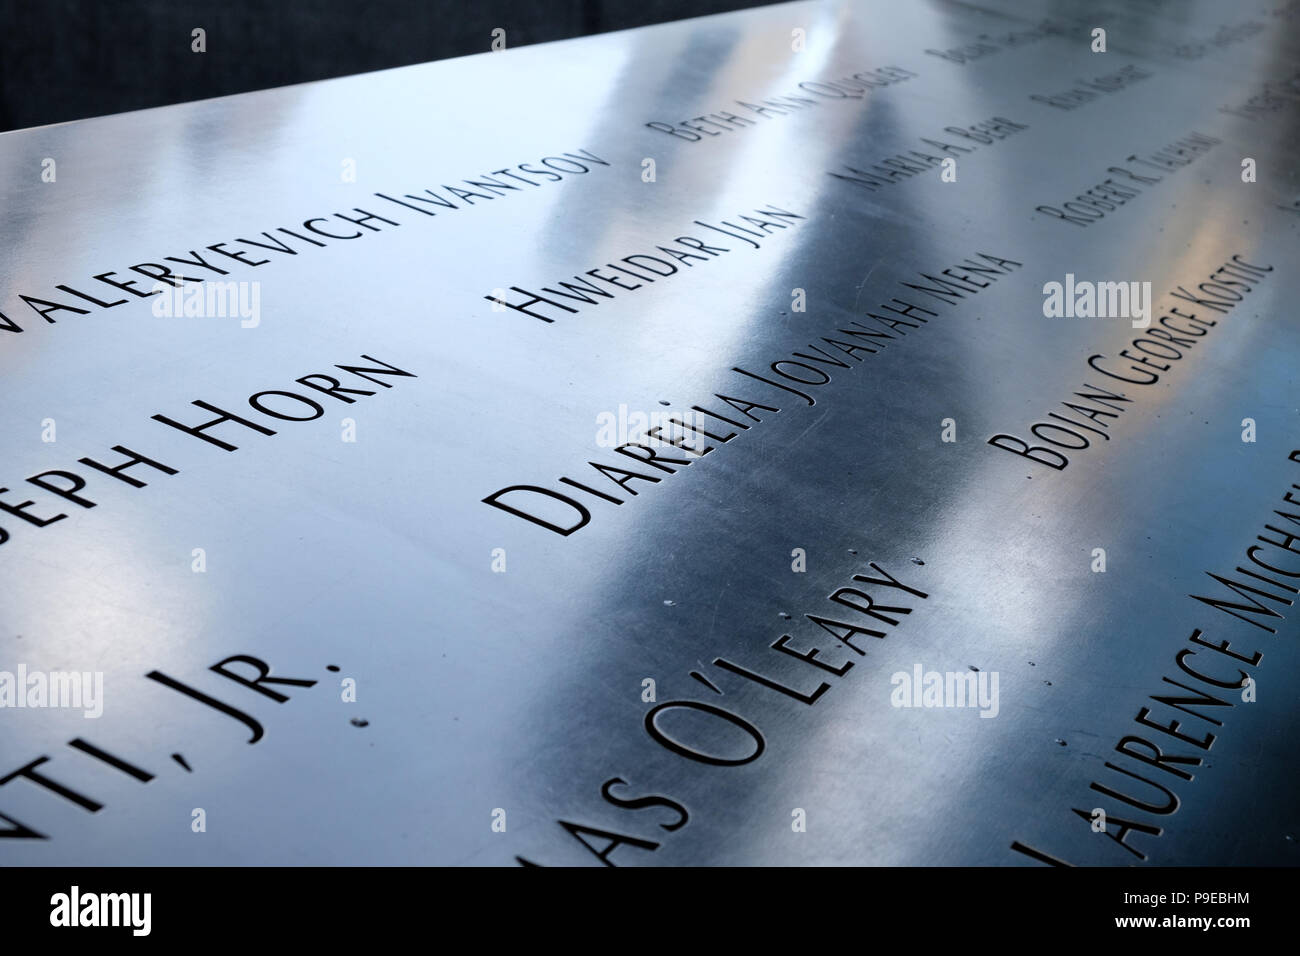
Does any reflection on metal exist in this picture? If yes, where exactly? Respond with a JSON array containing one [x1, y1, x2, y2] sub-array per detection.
[[1, 0, 1298, 866]]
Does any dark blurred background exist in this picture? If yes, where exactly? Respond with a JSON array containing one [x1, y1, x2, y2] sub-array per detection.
[[0, 0, 784, 132]]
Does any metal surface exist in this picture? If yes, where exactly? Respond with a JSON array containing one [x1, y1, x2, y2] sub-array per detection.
[[1, 0, 1299, 866]]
